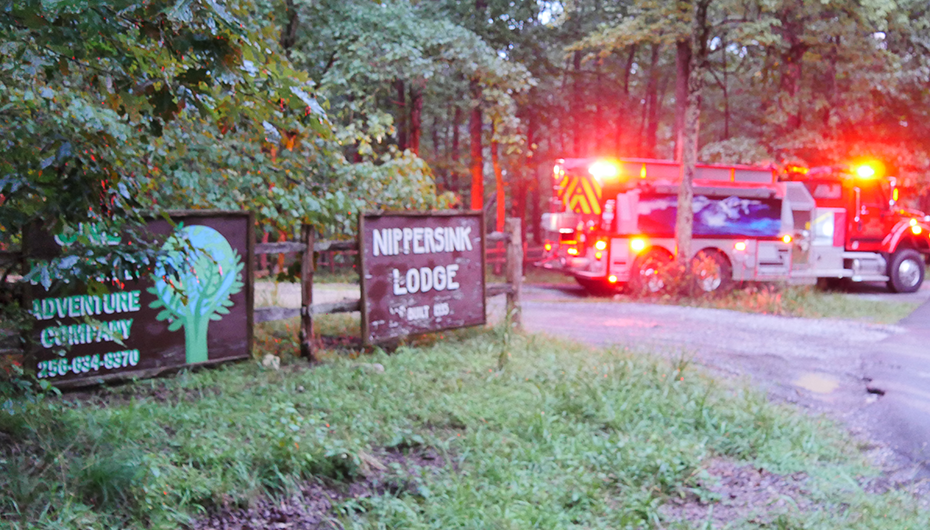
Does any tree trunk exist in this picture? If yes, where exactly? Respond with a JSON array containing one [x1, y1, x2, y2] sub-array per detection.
[[823, 35, 838, 129], [674, 40, 692, 161], [451, 105, 461, 194], [721, 33, 729, 140], [515, 113, 533, 237], [644, 43, 662, 158], [595, 61, 603, 154], [777, 11, 806, 132], [616, 45, 637, 154], [409, 86, 422, 155], [395, 79, 407, 151], [279, 0, 300, 57], [469, 78, 484, 211], [676, 0, 712, 268], [491, 124, 505, 233], [572, 50, 583, 155]]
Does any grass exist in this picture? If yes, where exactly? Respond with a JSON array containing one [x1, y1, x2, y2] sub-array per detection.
[[585, 283, 919, 325], [1, 318, 928, 529]]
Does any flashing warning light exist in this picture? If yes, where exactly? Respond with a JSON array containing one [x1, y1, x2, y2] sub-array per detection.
[[782, 235, 792, 244], [909, 218, 917, 227], [595, 240, 607, 251], [853, 160, 885, 180], [589, 160, 621, 182], [545, 243, 552, 251], [630, 237, 647, 253], [855, 164, 876, 179], [640, 163, 647, 179], [787, 165, 809, 175], [567, 247, 579, 256], [734, 241, 747, 252], [912, 225, 923, 235], [595, 252, 603, 260], [608, 275, 618, 283], [893, 188, 899, 202]]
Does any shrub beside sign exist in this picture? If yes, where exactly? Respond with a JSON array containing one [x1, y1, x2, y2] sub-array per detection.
[[26, 211, 253, 387], [360, 212, 485, 344]]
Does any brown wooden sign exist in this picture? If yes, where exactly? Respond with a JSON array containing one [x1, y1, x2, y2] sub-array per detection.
[[360, 211, 485, 344], [25, 211, 253, 387]]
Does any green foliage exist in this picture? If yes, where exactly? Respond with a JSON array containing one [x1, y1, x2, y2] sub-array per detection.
[[2, 329, 928, 528]]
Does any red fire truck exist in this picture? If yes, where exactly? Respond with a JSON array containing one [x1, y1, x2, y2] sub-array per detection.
[[541, 158, 930, 294], [783, 163, 930, 292]]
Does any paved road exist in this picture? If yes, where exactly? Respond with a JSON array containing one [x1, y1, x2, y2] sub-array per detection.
[[505, 282, 930, 481]]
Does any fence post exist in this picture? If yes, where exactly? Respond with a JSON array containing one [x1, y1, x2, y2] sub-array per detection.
[[300, 224, 318, 361], [505, 217, 523, 330]]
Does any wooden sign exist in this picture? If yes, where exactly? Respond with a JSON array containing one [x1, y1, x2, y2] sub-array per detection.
[[360, 212, 485, 344], [25, 211, 253, 387]]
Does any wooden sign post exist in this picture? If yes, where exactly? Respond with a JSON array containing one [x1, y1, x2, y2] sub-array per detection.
[[359, 211, 486, 345]]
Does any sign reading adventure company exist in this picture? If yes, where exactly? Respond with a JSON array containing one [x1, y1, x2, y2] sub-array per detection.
[[360, 212, 485, 344], [26, 211, 253, 386]]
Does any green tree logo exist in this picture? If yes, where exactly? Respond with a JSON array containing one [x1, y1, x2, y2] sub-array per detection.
[[149, 225, 244, 364]]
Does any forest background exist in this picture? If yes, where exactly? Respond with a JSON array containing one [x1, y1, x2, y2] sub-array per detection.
[[1, 0, 930, 274]]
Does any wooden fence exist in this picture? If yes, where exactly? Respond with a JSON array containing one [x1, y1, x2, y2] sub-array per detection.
[[253, 217, 525, 361]]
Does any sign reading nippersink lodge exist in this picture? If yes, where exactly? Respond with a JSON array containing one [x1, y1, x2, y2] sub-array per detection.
[[360, 212, 485, 344], [26, 211, 253, 386]]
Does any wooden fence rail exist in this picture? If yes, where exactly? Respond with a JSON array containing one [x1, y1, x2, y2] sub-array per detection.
[[254, 217, 525, 358]]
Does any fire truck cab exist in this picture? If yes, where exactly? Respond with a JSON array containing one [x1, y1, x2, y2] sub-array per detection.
[[783, 164, 930, 292], [541, 158, 930, 294]]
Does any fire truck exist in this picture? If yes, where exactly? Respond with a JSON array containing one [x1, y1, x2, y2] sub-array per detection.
[[540, 157, 930, 294]]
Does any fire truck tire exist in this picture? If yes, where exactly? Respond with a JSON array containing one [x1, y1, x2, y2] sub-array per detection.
[[575, 277, 618, 296], [631, 250, 673, 295], [691, 250, 732, 294], [887, 249, 925, 293]]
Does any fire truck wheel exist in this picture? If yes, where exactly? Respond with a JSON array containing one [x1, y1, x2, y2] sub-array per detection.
[[691, 251, 732, 294], [575, 277, 618, 296], [631, 250, 672, 294], [888, 249, 925, 293]]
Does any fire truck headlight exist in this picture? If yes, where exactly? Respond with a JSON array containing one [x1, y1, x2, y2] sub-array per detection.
[[545, 242, 552, 251], [595, 252, 602, 260], [608, 275, 618, 283], [568, 247, 579, 256], [734, 241, 747, 252], [595, 240, 607, 251], [782, 235, 792, 244], [910, 218, 917, 227], [630, 237, 647, 253], [912, 225, 923, 235]]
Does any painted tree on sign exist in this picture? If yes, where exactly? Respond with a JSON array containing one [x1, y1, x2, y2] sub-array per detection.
[[148, 226, 244, 364]]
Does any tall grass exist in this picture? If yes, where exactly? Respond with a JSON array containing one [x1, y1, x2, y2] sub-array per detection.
[[1, 325, 926, 529]]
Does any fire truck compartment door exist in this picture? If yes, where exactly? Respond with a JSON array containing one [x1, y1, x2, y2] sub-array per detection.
[[614, 191, 639, 234], [756, 242, 790, 275], [609, 239, 632, 280]]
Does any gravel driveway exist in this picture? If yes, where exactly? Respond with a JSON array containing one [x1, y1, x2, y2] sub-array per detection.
[[500, 282, 930, 485]]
